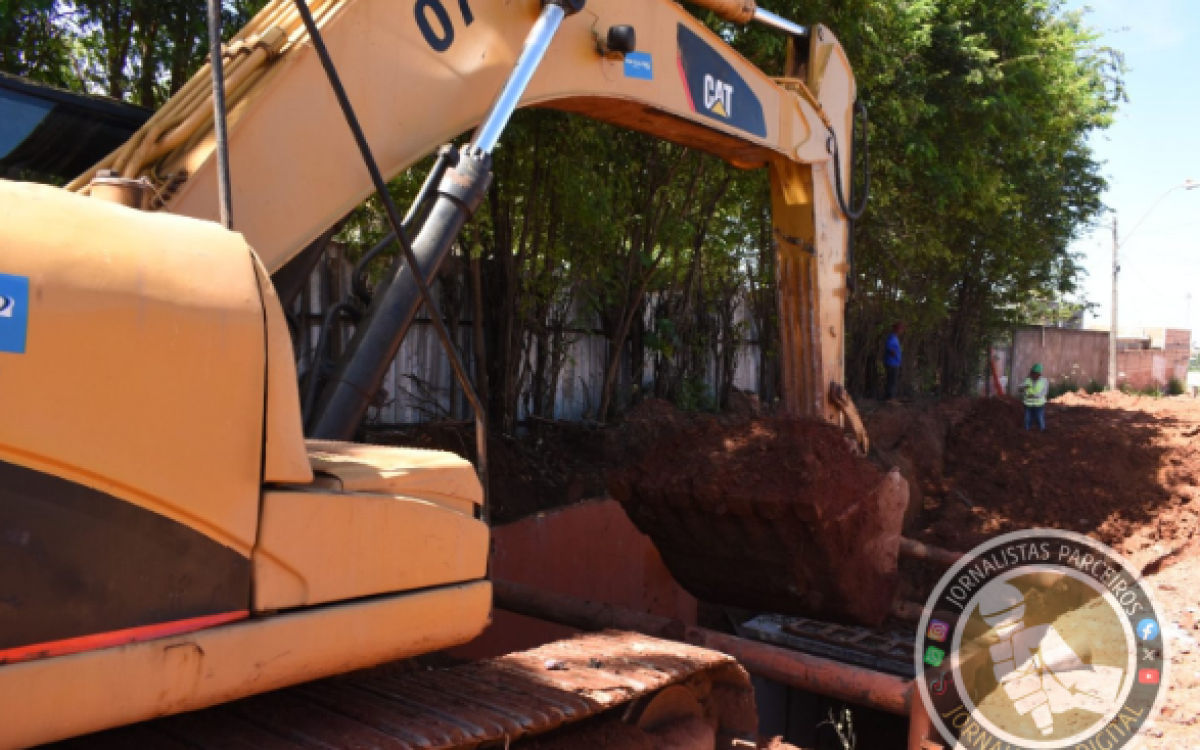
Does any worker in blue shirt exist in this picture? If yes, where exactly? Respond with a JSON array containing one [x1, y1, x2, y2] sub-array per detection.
[[884, 322, 904, 400]]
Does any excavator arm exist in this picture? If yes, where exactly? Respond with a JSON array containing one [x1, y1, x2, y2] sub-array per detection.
[[72, 0, 860, 422]]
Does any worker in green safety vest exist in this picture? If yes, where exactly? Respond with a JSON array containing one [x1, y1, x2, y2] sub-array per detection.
[[1022, 363, 1049, 432]]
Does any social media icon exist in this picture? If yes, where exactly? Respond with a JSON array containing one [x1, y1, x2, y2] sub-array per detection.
[[927, 620, 949, 642], [1138, 668, 1160, 685], [1137, 619, 1159, 641], [924, 646, 945, 667], [929, 673, 952, 696]]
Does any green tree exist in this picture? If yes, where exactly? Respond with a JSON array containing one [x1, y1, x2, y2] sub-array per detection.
[[3, 0, 1123, 417], [0, 0, 78, 88], [2, 0, 269, 107], [724, 0, 1121, 396]]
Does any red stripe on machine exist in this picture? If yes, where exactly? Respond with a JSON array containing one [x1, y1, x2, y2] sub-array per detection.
[[677, 53, 696, 112], [0, 611, 249, 665]]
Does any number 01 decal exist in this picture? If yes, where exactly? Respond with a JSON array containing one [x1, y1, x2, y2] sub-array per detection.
[[415, 0, 474, 53]]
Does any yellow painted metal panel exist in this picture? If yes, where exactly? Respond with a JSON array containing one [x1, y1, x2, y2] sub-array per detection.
[[252, 488, 487, 611], [0, 582, 491, 749], [306, 439, 483, 507], [811, 27, 856, 418], [0, 180, 265, 554], [98, 0, 841, 273], [251, 254, 314, 485]]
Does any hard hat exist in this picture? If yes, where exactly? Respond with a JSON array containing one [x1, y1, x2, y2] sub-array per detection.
[[1032, 364, 1043, 374]]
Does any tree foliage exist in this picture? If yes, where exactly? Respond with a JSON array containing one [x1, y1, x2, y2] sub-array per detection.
[[724, 0, 1123, 395], [1, 0, 1123, 419], [1, 0, 268, 106]]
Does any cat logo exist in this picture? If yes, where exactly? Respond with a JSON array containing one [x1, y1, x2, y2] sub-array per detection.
[[703, 75, 734, 118], [676, 25, 766, 137]]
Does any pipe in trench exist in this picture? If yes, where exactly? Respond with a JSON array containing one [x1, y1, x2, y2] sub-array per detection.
[[493, 581, 913, 717]]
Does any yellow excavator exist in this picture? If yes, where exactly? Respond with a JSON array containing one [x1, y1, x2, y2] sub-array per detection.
[[0, 0, 891, 747]]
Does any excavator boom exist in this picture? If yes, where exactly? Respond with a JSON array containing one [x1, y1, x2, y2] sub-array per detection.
[[70, 0, 858, 420], [71, 0, 850, 269]]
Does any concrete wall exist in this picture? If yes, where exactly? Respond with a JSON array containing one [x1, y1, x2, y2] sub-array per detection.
[[1009, 326, 1110, 395]]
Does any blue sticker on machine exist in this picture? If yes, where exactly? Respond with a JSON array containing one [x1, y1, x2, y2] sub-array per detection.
[[0, 273, 30, 354], [676, 25, 767, 138], [624, 52, 654, 81]]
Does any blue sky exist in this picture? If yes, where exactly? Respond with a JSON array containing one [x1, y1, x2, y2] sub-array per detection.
[[1061, 0, 1200, 337]]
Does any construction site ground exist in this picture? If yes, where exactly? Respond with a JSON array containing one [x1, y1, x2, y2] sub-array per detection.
[[373, 391, 1200, 747]]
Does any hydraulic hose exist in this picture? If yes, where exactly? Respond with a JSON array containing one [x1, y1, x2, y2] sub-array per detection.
[[301, 301, 362, 423], [830, 99, 870, 297], [830, 98, 870, 223], [350, 148, 452, 305]]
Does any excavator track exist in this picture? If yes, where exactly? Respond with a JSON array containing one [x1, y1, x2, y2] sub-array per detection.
[[49, 632, 759, 749]]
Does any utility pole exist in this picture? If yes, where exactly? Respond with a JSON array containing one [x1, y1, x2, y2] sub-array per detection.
[[1104, 180, 1197, 391], [1108, 217, 1118, 391]]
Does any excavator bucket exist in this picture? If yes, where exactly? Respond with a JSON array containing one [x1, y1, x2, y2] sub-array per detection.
[[609, 417, 909, 627]]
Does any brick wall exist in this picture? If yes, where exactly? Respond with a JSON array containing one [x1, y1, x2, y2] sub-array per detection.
[[1116, 328, 1191, 390], [1010, 327, 1109, 395], [1010, 327, 1191, 394]]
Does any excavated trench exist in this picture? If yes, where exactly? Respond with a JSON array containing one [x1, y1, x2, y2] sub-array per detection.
[[374, 391, 1200, 629]]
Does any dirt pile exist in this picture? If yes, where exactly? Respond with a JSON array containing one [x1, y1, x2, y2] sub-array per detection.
[[367, 398, 759, 525], [861, 399, 973, 529], [373, 392, 1200, 623], [909, 392, 1200, 574], [609, 417, 909, 626], [899, 391, 1200, 749]]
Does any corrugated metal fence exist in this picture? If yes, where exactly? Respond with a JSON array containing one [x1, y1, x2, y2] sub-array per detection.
[[294, 251, 763, 426]]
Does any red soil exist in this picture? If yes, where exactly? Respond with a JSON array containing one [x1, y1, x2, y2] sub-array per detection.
[[609, 416, 908, 626], [913, 393, 1200, 570], [374, 392, 1200, 744], [372, 392, 1200, 613]]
